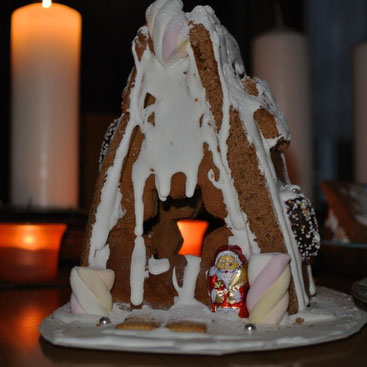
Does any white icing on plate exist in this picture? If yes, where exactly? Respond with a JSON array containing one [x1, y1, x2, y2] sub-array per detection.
[[39, 287, 367, 355]]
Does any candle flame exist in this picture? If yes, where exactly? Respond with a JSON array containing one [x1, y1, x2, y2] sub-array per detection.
[[42, 0, 52, 8], [0, 223, 66, 251], [177, 220, 208, 257]]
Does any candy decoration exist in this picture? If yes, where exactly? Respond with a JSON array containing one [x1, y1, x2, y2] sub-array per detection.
[[285, 192, 320, 262], [70, 266, 115, 315], [208, 245, 249, 318], [99, 118, 120, 169], [99, 316, 111, 325], [146, 0, 188, 66], [244, 323, 256, 333], [247, 253, 291, 324], [161, 14, 188, 65]]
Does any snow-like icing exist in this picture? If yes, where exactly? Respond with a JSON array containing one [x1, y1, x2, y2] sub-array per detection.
[[93, 244, 110, 268], [89, 118, 135, 266], [131, 44, 209, 234], [228, 226, 258, 260], [254, 78, 290, 146], [148, 256, 170, 275], [41, 288, 366, 354], [307, 264, 316, 296], [130, 236, 146, 305], [279, 184, 302, 202], [87, 0, 309, 311], [172, 255, 202, 306]]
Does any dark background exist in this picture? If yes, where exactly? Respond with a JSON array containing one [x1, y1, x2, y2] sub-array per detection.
[[0, 0, 366, 209]]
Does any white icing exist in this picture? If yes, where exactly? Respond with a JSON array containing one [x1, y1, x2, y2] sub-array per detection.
[[148, 256, 170, 275], [172, 255, 202, 305], [228, 226, 259, 260], [42, 288, 366, 354], [279, 184, 302, 202], [306, 264, 316, 296], [89, 118, 136, 266], [253, 77, 290, 146], [131, 45, 208, 235], [130, 236, 147, 305], [93, 244, 110, 269]]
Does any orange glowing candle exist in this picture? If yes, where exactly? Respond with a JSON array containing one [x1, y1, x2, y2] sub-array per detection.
[[11, 0, 81, 208], [177, 220, 208, 257], [0, 223, 66, 282]]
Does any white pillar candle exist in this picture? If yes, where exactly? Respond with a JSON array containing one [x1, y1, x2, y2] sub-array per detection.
[[10, 1, 81, 209], [252, 29, 313, 199], [353, 41, 367, 184]]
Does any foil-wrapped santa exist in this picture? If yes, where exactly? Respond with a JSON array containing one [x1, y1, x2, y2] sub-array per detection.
[[208, 245, 249, 318]]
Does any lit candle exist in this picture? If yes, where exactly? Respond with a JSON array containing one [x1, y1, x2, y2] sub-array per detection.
[[0, 223, 66, 282], [353, 41, 367, 183], [10, 1, 81, 209], [177, 220, 208, 257], [252, 29, 313, 199]]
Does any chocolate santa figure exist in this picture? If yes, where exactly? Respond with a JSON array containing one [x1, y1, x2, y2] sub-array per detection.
[[208, 245, 249, 318]]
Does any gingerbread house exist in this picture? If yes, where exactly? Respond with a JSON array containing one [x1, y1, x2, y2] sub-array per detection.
[[80, 0, 319, 316]]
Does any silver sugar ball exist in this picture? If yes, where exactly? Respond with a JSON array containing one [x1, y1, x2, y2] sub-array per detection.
[[99, 317, 111, 325], [245, 323, 256, 332]]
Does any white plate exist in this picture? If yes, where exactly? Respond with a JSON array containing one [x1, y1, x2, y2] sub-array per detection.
[[39, 287, 367, 355]]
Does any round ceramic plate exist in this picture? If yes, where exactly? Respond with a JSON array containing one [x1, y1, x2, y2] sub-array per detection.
[[39, 287, 367, 355]]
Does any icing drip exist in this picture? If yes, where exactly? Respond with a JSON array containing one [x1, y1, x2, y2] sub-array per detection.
[[93, 244, 110, 269], [89, 119, 136, 266], [172, 255, 202, 305], [229, 226, 258, 260], [306, 263, 316, 296], [253, 77, 289, 145], [130, 236, 147, 305], [99, 118, 120, 169], [131, 44, 207, 235], [148, 256, 170, 275]]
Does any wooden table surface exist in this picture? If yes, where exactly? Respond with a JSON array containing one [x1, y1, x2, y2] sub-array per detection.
[[0, 274, 366, 367]]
